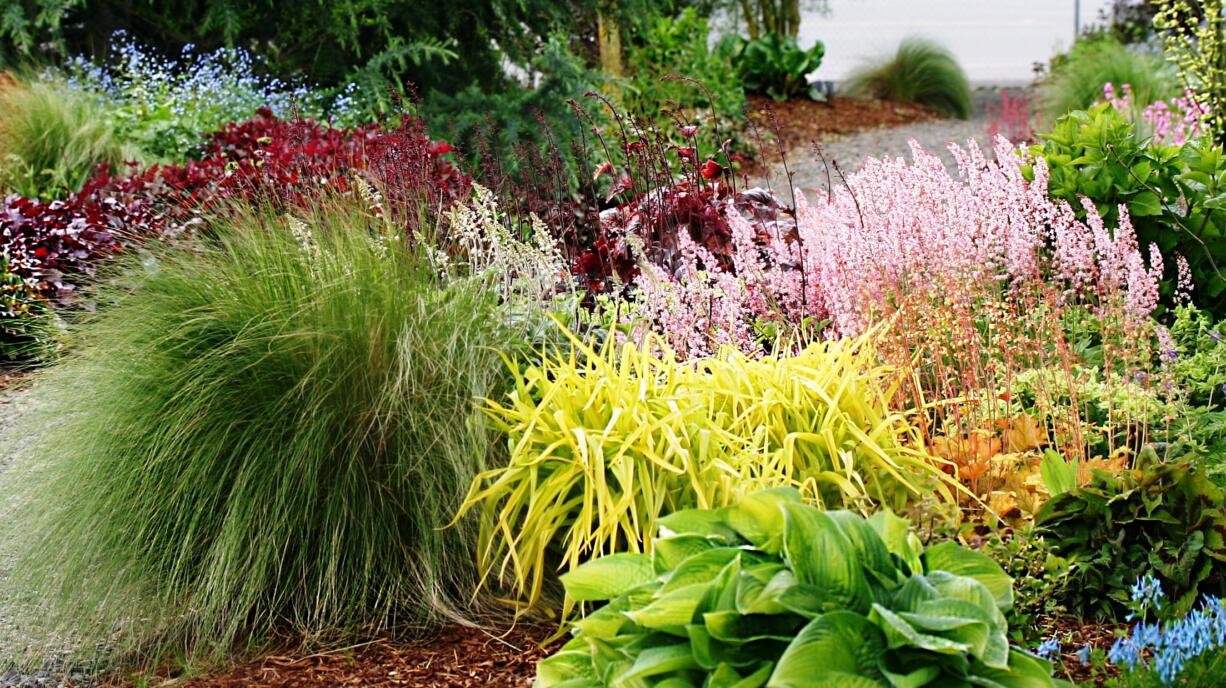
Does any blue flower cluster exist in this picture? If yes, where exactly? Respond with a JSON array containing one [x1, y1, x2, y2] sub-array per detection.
[[57, 32, 360, 159], [1100, 576, 1226, 686]]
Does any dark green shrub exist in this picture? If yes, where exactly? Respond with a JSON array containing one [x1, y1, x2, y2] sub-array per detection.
[[1039, 37, 1176, 120], [537, 488, 1059, 687], [0, 200, 531, 667], [719, 32, 824, 101], [844, 37, 972, 119], [1026, 105, 1226, 310], [1034, 449, 1226, 620]]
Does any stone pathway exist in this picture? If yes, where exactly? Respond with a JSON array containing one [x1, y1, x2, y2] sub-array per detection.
[[759, 88, 1028, 195]]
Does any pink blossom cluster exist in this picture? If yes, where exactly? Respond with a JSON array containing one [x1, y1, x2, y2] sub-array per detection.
[[1101, 82, 1210, 146], [634, 137, 1166, 356]]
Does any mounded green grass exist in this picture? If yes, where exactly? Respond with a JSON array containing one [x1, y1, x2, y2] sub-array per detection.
[[0, 201, 528, 668], [1040, 37, 1177, 120], [0, 74, 136, 199], [843, 37, 973, 119]]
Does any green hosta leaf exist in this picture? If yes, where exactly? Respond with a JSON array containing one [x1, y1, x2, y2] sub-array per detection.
[[870, 604, 975, 655], [616, 643, 700, 682], [968, 649, 1057, 688], [726, 488, 801, 554], [879, 661, 940, 688], [704, 610, 805, 645], [655, 535, 721, 573], [922, 543, 1014, 612], [707, 662, 774, 688], [868, 510, 923, 575], [658, 508, 741, 543], [661, 548, 744, 593], [562, 552, 656, 601], [535, 650, 600, 687], [768, 611, 886, 687], [782, 502, 872, 613], [827, 510, 894, 578], [735, 566, 793, 616], [631, 584, 709, 632]]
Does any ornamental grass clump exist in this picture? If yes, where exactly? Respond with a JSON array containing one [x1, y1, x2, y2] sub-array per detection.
[[843, 37, 972, 119], [0, 198, 530, 668], [0, 75, 136, 199], [457, 325, 957, 615]]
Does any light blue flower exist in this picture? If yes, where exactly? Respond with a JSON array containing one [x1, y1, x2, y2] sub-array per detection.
[[1036, 637, 1061, 659]]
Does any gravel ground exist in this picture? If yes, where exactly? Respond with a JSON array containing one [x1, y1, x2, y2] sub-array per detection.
[[759, 88, 1027, 196], [0, 373, 95, 688]]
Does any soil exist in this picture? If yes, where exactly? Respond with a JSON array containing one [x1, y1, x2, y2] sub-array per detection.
[[121, 625, 562, 688]]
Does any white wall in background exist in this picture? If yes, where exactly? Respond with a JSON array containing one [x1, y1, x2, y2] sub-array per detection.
[[788, 0, 1116, 85]]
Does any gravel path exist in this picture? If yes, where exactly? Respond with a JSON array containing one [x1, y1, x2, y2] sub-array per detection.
[[761, 88, 1024, 195], [0, 375, 94, 688]]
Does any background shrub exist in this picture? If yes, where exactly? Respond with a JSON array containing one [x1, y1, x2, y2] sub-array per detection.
[[1039, 37, 1176, 121], [1026, 105, 1226, 310], [0, 201, 530, 666], [843, 36, 972, 119], [0, 75, 135, 199], [719, 31, 824, 101]]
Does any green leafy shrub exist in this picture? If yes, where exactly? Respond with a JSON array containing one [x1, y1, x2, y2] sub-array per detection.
[[1033, 449, 1226, 620], [1026, 104, 1226, 310], [1040, 37, 1177, 120], [0, 199, 531, 667], [624, 9, 746, 153], [1153, 0, 1226, 147], [720, 32, 824, 101], [0, 75, 136, 199], [843, 37, 972, 119], [536, 488, 1059, 687]]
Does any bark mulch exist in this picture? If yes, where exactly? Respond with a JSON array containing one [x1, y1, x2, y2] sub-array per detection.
[[744, 94, 940, 152], [159, 625, 561, 688]]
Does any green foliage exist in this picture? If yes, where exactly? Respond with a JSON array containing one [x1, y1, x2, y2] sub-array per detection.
[[1040, 37, 1177, 120], [1026, 105, 1226, 311], [623, 8, 746, 151], [0, 252, 53, 361], [1033, 449, 1226, 621], [720, 32, 824, 101], [0, 75, 135, 199], [0, 200, 531, 667], [844, 37, 972, 119], [977, 530, 1075, 646], [536, 488, 1059, 687], [0, 0, 83, 66], [1153, 0, 1226, 147], [420, 34, 603, 185], [459, 330, 958, 615]]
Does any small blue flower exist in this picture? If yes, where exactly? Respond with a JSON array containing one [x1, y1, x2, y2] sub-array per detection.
[[1075, 644, 1092, 665], [1036, 637, 1061, 659]]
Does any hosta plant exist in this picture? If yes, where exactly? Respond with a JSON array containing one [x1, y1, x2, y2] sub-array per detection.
[[535, 488, 1060, 687], [457, 326, 957, 614], [720, 33, 825, 101], [1034, 448, 1226, 620]]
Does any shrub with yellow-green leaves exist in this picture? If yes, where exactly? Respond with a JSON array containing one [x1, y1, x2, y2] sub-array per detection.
[[457, 326, 958, 614]]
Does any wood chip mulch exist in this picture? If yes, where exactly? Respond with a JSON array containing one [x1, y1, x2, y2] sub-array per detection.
[[1035, 615, 1128, 686], [156, 625, 562, 688], [744, 94, 940, 152]]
